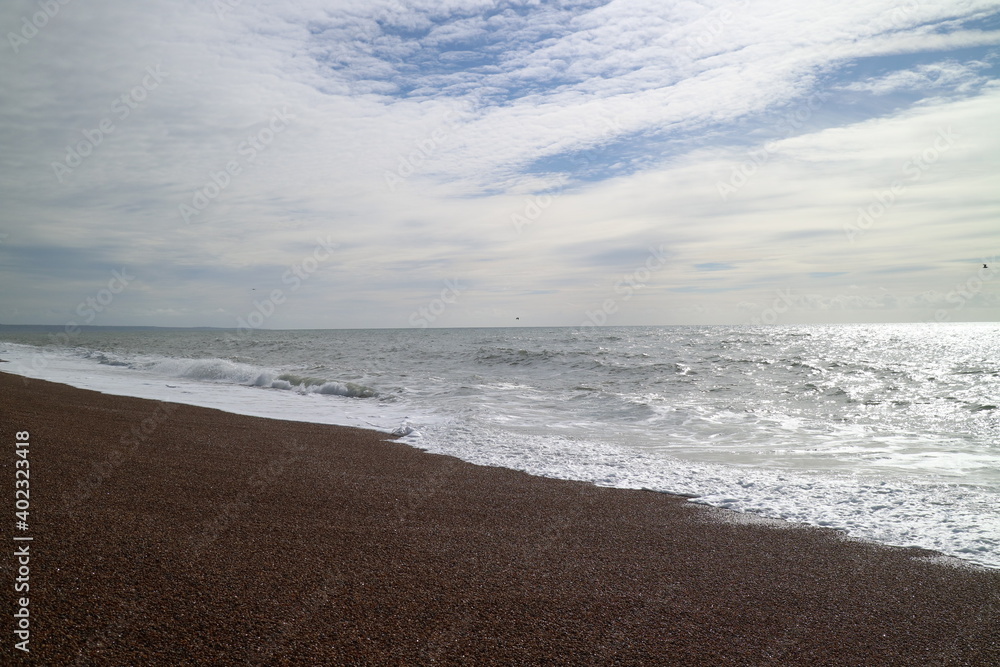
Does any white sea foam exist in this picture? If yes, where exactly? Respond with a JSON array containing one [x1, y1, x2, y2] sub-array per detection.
[[398, 418, 999, 568], [0, 343, 415, 433]]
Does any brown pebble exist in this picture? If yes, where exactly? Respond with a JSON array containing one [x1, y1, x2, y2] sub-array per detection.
[[1, 371, 998, 665]]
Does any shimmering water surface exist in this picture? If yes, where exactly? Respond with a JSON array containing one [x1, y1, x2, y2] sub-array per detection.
[[2, 323, 997, 567]]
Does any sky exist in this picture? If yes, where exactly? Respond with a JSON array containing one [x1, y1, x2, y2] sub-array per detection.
[[1, 0, 999, 329]]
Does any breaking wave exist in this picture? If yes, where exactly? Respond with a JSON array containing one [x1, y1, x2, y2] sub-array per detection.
[[95, 352, 379, 398]]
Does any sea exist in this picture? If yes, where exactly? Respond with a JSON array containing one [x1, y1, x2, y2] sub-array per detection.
[[1, 323, 998, 569]]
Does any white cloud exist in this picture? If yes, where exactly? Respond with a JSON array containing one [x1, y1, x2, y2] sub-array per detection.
[[1, 0, 998, 327], [842, 59, 993, 95]]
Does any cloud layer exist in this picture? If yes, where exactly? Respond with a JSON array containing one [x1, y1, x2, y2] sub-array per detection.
[[1, 0, 998, 328]]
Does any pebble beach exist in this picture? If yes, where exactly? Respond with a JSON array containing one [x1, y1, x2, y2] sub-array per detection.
[[2, 371, 998, 665]]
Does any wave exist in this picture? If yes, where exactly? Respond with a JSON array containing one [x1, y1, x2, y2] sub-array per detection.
[[264, 373, 377, 398], [475, 346, 561, 366], [87, 351, 131, 367], [86, 351, 380, 399]]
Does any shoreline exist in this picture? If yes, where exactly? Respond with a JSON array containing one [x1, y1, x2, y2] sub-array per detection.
[[3, 337, 998, 570], [2, 371, 998, 664]]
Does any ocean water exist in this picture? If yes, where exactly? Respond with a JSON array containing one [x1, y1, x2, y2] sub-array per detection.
[[2, 323, 998, 568]]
